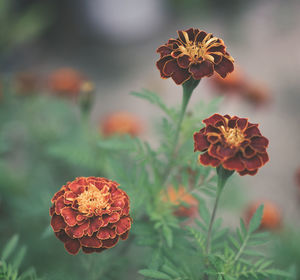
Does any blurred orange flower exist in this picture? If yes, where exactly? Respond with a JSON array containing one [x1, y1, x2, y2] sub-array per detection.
[[243, 82, 271, 106], [210, 66, 246, 93], [15, 72, 40, 95], [194, 114, 269, 176], [48, 68, 84, 97], [156, 28, 234, 85], [50, 177, 131, 255], [245, 200, 281, 230], [101, 112, 143, 137], [162, 186, 198, 218]]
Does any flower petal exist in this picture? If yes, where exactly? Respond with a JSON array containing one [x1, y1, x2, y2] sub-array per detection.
[[203, 114, 225, 126], [80, 236, 102, 248], [238, 169, 258, 176], [97, 227, 117, 240], [177, 55, 190, 69], [114, 217, 132, 235], [199, 152, 220, 167], [64, 239, 81, 255], [102, 236, 120, 249], [65, 221, 89, 238], [194, 131, 209, 151], [51, 214, 67, 232], [222, 154, 245, 171], [242, 156, 263, 171], [214, 56, 234, 78], [189, 61, 214, 80], [61, 207, 78, 227]]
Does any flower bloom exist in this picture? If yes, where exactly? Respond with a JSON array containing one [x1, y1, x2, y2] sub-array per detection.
[[156, 28, 234, 85], [48, 68, 84, 97], [210, 65, 245, 94], [50, 177, 131, 255], [101, 112, 143, 137], [162, 186, 198, 218], [245, 200, 281, 230], [194, 114, 269, 175]]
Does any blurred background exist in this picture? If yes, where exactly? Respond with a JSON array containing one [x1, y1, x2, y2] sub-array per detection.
[[1, 0, 300, 278]]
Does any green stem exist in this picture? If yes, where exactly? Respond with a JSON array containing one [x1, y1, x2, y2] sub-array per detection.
[[161, 78, 200, 185], [205, 166, 234, 254]]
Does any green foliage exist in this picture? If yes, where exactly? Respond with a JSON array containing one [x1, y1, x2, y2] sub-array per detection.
[[0, 235, 41, 280]]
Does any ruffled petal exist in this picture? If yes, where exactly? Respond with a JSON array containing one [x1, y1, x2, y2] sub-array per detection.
[[51, 214, 67, 232], [194, 131, 209, 151], [189, 61, 214, 80], [199, 152, 220, 167], [214, 56, 234, 78]]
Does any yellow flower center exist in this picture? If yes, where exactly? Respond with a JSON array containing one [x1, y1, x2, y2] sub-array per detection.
[[219, 126, 245, 147], [178, 31, 225, 63], [77, 184, 110, 215]]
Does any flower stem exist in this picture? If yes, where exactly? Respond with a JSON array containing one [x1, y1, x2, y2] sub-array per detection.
[[205, 166, 234, 254], [161, 78, 200, 185]]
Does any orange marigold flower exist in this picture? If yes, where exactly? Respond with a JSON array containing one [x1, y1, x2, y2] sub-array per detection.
[[194, 114, 269, 176], [101, 112, 143, 137], [210, 66, 246, 93], [245, 201, 281, 230], [243, 82, 271, 106], [50, 177, 131, 255], [48, 68, 84, 97], [156, 28, 234, 85], [162, 186, 198, 218]]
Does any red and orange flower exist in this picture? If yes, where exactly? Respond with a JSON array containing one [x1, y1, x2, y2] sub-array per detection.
[[156, 28, 234, 85], [50, 177, 131, 255], [194, 114, 269, 176], [245, 200, 281, 230]]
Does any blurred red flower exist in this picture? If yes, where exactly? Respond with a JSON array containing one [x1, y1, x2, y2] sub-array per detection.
[[245, 200, 281, 230], [243, 82, 271, 107], [101, 112, 143, 137], [48, 68, 84, 97], [50, 177, 131, 255], [156, 28, 234, 85], [194, 114, 269, 176], [162, 186, 198, 218]]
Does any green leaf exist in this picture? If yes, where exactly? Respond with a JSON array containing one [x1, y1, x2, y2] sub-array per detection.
[[248, 204, 264, 233], [162, 226, 173, 248], [139, 269, 171, 279], [1, 235, 19, 261], [265, 269, 292, 278]]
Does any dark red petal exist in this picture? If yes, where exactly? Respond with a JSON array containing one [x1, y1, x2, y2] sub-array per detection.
[[258, 152, 269, 164], [214, 57, 234, 78], [65, 221, 89, 239], [185, 28, 195, 41], [237, 118, 248, 131], [177, 55, 191, 69], [193, 132, 209, 151], [242, 156, 263, 171], [120, 231, 129, 240], [238, 169, 258, 176], [82, 247, 96, 254], [222, 154, 245, 171], [244, 125, 261, 137], [199, 152, 220, 167], [207, 45, 225, 53], [217, 145, 237, 159], [242, 146, 256, 158], [195, 31, 207, 43], [64, 239, 81, 255], [207, 135, 220, 144], [55, 230, 69, 242], [171, 50, 182, 58], [203, 114, 225, 126], [55, 196, 66, 215], [102, 236, 120, 249], [163, 59, 179, 76], [102, 212, 120, 226], [51, 214, 67, 232], [51, 189, 65, 203], [61, 207, 78, 227], [86, 217, 104, 236], [80, 236, 102, 248], [177, 30, 187, 43], [49, 205, 55, 216], [211, 54, 222, 64], [157, 45, 172, 57], [208, 145, 222, 160], [114, 217, 132, 235], [189, 61, 214, 80], [250, 136, 269, 150], [171, 68, 191, 85], [97, 227, 117, 240], [68, 182, 84, 195], [156, 56, 173, 78]]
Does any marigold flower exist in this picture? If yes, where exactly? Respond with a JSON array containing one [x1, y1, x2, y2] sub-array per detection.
[[245, 200, 281, 230], [210, 66, 246, 93], [50, 177, 131, 255], [162, 186, 198, 218], [101, 112, 143, 137], [156, 28, 234, 85], [194, 114, 269, 176], [48, 68, 84, 97], [243, 82, 271, 106]]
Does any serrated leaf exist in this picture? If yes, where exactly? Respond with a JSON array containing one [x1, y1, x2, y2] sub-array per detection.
[[248, 204, 264, 233], [139, 269, 171, 279]]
